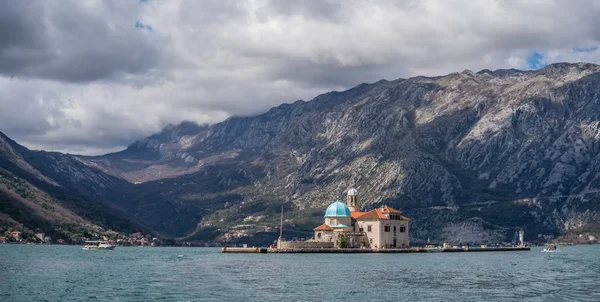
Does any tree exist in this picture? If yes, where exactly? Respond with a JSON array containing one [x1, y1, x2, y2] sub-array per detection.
[[337, 235, 347, 248], [360, 239, 369, 248]]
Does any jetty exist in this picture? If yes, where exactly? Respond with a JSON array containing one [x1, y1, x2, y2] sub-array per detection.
[[223, 191, 533, 255], [222, 246, 530, 254]]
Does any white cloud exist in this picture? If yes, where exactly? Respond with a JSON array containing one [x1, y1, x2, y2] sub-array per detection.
[[2, 0, 600, 154]]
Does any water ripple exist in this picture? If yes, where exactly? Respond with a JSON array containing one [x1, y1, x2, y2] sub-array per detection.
[[1, 245, 600, 301]]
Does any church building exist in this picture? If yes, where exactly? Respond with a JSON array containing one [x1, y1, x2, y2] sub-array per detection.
[[312, 188, 410, 249]]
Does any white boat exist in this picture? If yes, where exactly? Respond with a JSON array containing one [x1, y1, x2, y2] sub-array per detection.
[[542, 243, 559, 252], [82, 240, 116, 250]]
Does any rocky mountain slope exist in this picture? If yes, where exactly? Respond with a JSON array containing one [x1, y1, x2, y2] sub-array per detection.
[[5, 62, 600, 245], [0, 132, 149, 240], [72, 62, 600, 245]]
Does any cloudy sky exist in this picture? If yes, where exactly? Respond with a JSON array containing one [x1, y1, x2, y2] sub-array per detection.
[[2, 0, 600, 155]]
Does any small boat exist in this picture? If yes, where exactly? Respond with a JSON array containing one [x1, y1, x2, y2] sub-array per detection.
[[82, 240, 116, 250], [542, 243, 559, 252]]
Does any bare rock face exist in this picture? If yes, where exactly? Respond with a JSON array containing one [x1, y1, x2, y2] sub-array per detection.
[[70, 62, 600, 244], [6, 62, 600, 244]]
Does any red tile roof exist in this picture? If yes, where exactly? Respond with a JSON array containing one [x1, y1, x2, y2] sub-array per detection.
[[351, 211, 366, 219], [355, 206, 410, 220], [355, 208, 389, 220], [313, 224, 334, 231], [381, 205, 401, 213]]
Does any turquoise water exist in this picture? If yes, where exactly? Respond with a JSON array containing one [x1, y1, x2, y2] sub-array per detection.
[[1, 245, 599, 301]]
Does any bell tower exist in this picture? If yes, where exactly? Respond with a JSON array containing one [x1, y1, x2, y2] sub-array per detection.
[[346, 188, 360, 212], [518, 229, 525, 247]]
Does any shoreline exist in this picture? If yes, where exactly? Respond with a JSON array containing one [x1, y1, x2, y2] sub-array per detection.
[[222, 246, 531, 253]]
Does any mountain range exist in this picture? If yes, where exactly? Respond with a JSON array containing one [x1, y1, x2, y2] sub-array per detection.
[[3, 62, 600, 245]]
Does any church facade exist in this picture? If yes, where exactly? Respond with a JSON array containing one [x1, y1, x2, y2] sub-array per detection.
[[312, 189, 410, 249]]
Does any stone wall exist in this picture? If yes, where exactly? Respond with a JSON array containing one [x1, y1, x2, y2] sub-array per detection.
[[279, 241, 334, 249], [356, 220, 410, 248]]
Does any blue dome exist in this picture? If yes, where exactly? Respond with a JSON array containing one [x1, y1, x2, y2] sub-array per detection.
[[324, 201, 351, 217]]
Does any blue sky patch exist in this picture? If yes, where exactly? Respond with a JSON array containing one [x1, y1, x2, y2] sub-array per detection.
[[526, 52, 547, 69], [573, 46, 599, 53], [135, 21, 153, 31]]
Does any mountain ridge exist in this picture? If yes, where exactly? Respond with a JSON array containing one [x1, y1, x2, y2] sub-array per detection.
[[4, 62, 600, 245], [0, 132, 153, 241], [81, 62, 600, 243]]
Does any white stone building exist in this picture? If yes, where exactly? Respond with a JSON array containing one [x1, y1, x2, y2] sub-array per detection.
[[313, 188, 410, 248]]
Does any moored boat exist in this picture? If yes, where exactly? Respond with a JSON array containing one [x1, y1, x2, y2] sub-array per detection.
[[82, 240, 116, 250], [542, 243, 559, 252]]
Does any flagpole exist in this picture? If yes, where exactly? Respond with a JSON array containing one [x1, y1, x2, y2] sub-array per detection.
[[278, 205, 283, 248]]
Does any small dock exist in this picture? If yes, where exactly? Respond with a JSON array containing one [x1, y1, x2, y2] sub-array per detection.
[[222, 247, 530, 254], [221, 247, 268, 253], [440, 247, 530, 252]]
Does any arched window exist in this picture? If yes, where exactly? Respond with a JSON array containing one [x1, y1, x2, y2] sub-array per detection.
[[317, 232, 322, 239]]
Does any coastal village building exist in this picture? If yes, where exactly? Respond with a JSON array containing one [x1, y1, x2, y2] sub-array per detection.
[[10, 231, 22, 241], [307, 188, 410, 249], [35, 233, 45, 241]]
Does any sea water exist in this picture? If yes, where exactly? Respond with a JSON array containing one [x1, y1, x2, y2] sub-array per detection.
[[1, 244, 599, 301]]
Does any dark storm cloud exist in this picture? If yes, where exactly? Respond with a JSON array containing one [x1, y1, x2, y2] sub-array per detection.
[[0, 1, 164, 83], [2, 0, 600, 155], [0, 2, 46, 50]]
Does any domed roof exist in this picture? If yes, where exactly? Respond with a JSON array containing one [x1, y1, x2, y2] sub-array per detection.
[[324, 201, 351, 217], [347, 188, 358, 196]]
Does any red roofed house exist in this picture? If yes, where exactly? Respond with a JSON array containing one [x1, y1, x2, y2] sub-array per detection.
[[354, 205, 410, 248]]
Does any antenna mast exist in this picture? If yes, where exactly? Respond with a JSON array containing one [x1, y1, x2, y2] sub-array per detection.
[[279, 205, 283, 240], [276, 205, 284, 249]]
